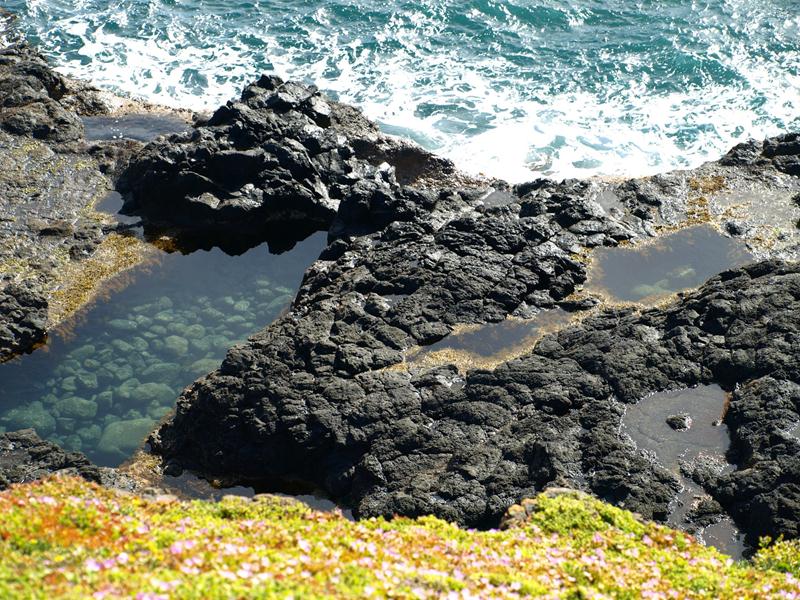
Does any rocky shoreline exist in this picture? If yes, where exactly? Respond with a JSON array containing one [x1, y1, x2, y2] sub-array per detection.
[[2, 24, 800, 556], [0, 38, 180, 362]]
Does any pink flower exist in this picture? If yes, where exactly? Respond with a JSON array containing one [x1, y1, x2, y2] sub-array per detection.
[[84, 559, 102, 572], [169, 540, 196, 555], [151, 579, 180, 592], [116, 552, 130, 565]]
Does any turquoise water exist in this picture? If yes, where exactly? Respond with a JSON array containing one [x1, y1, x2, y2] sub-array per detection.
[[4, 1, 799, 181], [0, 232, 326, 466]]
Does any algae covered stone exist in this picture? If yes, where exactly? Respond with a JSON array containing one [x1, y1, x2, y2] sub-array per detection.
[[57, 396, 98, 419], [1, 401, 56, 436], [97, 418, 155, 459], [163, 335, 189, 357], [129, 382, 175, 407], [108, 319, 137, 331], [188, 358, 220, 376], [140, 362, 181, 382]]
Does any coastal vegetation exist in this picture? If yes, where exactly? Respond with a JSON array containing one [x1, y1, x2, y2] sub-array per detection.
[[1, 477, 799, 598]]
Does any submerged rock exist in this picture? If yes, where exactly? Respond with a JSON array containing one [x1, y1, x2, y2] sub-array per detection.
[[98, 418, 155, 460], [57, 396, 98, 419], [2, 401, 56, 436]]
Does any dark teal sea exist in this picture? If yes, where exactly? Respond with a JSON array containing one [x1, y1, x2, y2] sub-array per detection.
[[5, 1, 800, 180]]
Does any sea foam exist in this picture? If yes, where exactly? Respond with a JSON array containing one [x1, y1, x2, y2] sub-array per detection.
[[7, 0, 799, 182]]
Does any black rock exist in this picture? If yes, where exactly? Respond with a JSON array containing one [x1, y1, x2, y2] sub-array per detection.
[[118, 75, 457, 252], [763, 133, 800, 177], [666, 414, 693, 430], [0, 45, 84, 143], [0, 429, 135, 491], [0, 283, 47, 362]]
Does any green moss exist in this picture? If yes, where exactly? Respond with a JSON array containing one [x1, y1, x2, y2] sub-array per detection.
[[0, 477, 799, 598]]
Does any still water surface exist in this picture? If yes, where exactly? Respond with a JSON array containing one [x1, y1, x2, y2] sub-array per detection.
[[0, 232, 326, 467]]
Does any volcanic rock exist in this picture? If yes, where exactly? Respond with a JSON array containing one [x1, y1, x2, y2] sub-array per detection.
[[118, 74, 460, 252], [0, 428, 135, 491]]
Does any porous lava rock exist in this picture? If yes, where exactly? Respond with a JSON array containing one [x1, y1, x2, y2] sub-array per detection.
[[118, 75, 459, 251]]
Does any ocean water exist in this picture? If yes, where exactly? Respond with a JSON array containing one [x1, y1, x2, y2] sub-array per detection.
[[4, 1, 800, 182]]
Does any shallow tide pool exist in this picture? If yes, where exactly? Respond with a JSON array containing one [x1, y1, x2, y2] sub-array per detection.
[[0, 232, 326, 467], [82, 114, 191, 142], [585, 225, 754, 305], [621, 384, 746, 557], [406, 309, 574, 373]]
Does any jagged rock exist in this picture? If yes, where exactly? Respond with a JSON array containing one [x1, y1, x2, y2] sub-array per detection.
[[0, 45, 84, 142], [666, 414, 692, 431], [0, 429, 136, 491], [0, 283, 47, 362], [118, 74, 459, 252], [763, 133, 800, 177]]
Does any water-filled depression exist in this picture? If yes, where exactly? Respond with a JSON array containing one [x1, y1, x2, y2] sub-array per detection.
[[0, 232, 326, 467], [585, 225, 754, 304]]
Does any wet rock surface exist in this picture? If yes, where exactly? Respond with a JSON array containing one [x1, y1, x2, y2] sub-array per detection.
[[0, 35, 191, 362], [0, 41, 128, 360]]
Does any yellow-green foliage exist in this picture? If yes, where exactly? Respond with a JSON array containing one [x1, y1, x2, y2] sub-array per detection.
[[1, 477, 799, 599]]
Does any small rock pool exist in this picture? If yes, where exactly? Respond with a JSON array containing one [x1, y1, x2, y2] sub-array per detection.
[[82, 114, 191, 142], [406, 309, 574, 372], [585, 225, 754, 304], [0, 231, 326, 467], [622, 384, 747, 557]]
